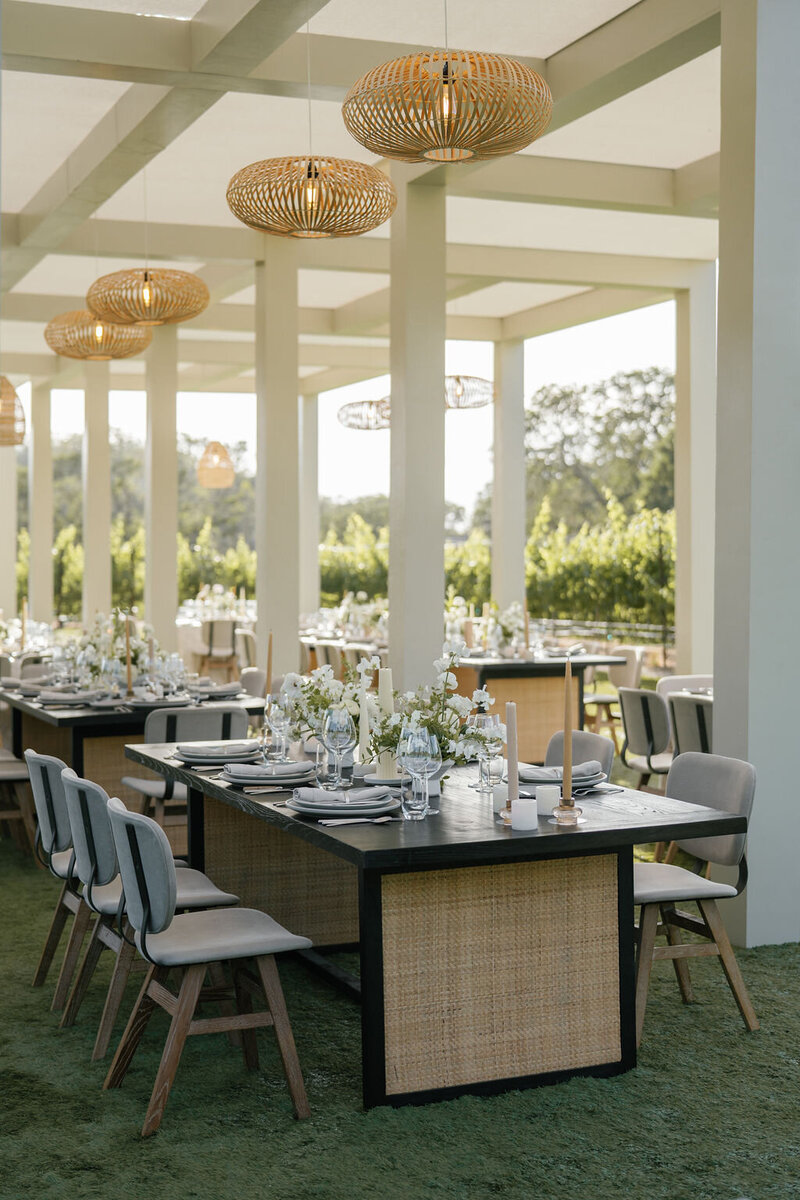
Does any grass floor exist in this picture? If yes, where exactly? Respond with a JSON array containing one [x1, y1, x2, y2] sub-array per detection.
[[1, 838, 799, 1200]]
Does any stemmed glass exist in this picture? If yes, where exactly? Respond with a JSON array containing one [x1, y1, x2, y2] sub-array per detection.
[[468, 712, 499, 792], [321, 707, 356, 794], [398, 726, 440, 819], [484, 717, 506, 791], [267, 695, 292, 762]]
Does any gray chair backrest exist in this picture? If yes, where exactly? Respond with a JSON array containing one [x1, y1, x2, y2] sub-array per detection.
[[61, 769, 118, 892], [667, 751, 755, 867], [545, 729, 615, 780], [143, 705, 248, 743], [618, 688, 670, 758], [24, 749, 72, 857], [0, 654, 12, 678], [240, 667, 266, 697], [201, 619, 235, 655], [608, 645, 644, 690], [107, 797, 177, 940], [670, 694, 713, 756], [235, 628, 257, 668]]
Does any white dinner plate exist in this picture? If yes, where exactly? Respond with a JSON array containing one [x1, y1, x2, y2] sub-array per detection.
[[363, 772, 411, 787], [129, 696, 192, 708], [287, 797, 401, 819]]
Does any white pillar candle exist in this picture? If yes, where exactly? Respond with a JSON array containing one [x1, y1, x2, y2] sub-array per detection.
[[359, 688, 370, 760], [506, 701, 519, 803], [378, 667, 394, 714]]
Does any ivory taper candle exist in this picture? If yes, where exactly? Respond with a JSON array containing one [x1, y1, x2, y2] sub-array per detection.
[[506, 701, 519, 806], [378, 667, 393, 714], [125, 616, 133, 697], [463, 618, 474, 648], [562, 658, 573, 802], [20, 596, 27, 651], [359, 687, 370, 760], [524, 606, 530, 649], [265, 630, 273, 702]]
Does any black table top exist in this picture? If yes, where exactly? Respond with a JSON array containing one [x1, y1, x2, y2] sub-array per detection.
[[124, 742, 747, 873], [457, 654, 625, 670], [0, 689, 264, 729]]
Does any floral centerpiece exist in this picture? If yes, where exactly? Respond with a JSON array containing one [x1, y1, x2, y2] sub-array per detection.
[[280, 655, 382, 739], [486, 601, 526, 655], [64, 610, 156, 682], [368, 640, 500, 765]]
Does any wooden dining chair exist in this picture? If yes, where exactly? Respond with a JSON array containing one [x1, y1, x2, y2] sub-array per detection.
[[60, 770, 238, 1060], [634, 752, 758, 1047], [0, 755, 37, 856], [121, 705, 248, 828], [618, 687, 672, 792], [545, 729, 615, 782], [104, 797, 312, 1136], [24, 749, 94, 1010], [669, 693, 713, 756], [197, 619, 238, 680], [584, 645, 644, 748]]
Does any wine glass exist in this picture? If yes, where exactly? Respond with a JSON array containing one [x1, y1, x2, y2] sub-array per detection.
[[267, 695, 292, 762], [398, 726, 440, 819], [322, 707, 357, 795], [468, 712, 498, 792], [423, 731, 442, 816]]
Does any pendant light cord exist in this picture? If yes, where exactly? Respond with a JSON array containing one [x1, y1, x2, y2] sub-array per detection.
[[443, 0, 449, 52], [143, 165, 150, 272], [306, 10, 313, 159]]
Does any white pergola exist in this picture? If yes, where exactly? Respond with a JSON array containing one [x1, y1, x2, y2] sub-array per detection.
[[1, 0, 798, 947]]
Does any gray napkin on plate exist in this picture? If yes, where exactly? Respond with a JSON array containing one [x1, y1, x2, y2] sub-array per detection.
[[518, 759, 602, 782], [224, 761, 314, 780], [294, 786, 391, 805]]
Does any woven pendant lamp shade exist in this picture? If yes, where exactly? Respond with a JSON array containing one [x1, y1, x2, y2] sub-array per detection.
[[343, 50, 552, 163], [0, 376, 26, 446], [445, 374, 494, 409], [197, 441, 235, 489], [44, 311, 152, 361], [227, 156, 396, 239], [337, 398, 392, 430], [87, 268, 210, 326]]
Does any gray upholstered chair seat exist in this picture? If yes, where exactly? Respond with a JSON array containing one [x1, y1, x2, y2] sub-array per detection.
[[625, 751, 673, 775], [50, 849, 75, 879], [135, 906, 311, 967], [120, 776, 188, 803], [86, 868, 237, 916], [584, 692, 617, 707], [634, 861, 737, 904]]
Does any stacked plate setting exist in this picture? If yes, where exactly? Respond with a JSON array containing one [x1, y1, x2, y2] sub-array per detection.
[[516, 760, 607, 795], [288, 785, 400, 819], [173, 741, 261, 766], [219, 761, 316, 787]]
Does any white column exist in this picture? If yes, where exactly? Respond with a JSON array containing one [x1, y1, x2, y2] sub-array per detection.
[[674, 264, 717, 673], [255, 237, 299, 677], [82, 361, 112, 624], [29, 383, 54, 622], [491, 339, 526, 611], [145, 326, 178, 651], [715, 0, 800, 946], [299, 392, 319, 615], [388, 166, 446, 691], [0, 445, 17, 619]]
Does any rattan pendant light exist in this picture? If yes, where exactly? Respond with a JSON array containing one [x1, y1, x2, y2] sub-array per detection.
[[444, 374, 494, 409], [337, 398, 392, 430], [44, 311, 152, 360], [227, 13, 396, 239], [342, 0, 552, 166], [197, 441, 235, 488], [87, 268, 210, 326], [0, 377, 26, 446]]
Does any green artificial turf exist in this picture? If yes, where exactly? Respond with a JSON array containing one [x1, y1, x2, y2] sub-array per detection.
[[1, 837, 797, 1200]]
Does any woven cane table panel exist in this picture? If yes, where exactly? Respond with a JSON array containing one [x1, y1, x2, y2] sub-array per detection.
[[381, 854, 620, 1094], [203, 798, 359, 945]]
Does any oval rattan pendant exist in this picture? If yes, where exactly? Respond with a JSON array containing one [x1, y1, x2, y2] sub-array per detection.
[[197, 441, 235, 489], [44, 311, 152, 361], [0, 376, 26, 446], [87, 268, 210, 326]]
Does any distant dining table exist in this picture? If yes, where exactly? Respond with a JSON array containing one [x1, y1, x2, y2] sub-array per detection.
[[453, 653, 625, 761], [123, 743, 746, 1110]]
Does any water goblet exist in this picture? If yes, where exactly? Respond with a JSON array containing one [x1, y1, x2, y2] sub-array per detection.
[[322, 707, 357, 795]]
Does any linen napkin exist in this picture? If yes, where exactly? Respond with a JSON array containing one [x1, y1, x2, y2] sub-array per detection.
[[223, 761, 314, 780], [517, 759, 603, 782], [177, 741, 254, 757], [293, 786, 391, 805]]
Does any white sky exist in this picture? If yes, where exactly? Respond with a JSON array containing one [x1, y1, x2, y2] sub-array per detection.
[[36, 299, 676, 518]]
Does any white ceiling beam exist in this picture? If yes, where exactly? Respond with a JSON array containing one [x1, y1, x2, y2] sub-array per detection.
[[546, 0, 720, 132], [1, 0, 329, 291], [674, 153, 720, 216], [500, 286, 674, 342]]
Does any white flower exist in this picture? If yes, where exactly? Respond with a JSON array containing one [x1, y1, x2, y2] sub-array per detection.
[[472, 687, 493, 708]]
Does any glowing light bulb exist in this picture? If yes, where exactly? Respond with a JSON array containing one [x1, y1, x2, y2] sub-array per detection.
[[142, 280, 151, 308], [441, 61, 453, 121], [305, 179, 319, 209], [94, 322, 104, 344]]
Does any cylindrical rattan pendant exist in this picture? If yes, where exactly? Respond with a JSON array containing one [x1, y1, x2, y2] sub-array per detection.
[[337, 398, 392, 430], [0, 376, 26, 446], [44, 311, 152, 361], [197, 441, 235, 488], [342, 50, 552, 163], [227, 155, 396, 238], [87, 268, 210, 326]]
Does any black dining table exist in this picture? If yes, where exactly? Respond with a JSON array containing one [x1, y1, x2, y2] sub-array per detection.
[[123, 742, 746, 1110]]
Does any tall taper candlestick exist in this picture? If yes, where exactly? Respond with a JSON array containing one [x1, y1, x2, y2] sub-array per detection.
[[523, 606, 530, 650], [265, 630, 273, 700], [562, 658, 573, 803], [506, 701, 519, 808], [125, 616, 133, 697], [20, 596, 27, 651], [359, 687, 370, 761]]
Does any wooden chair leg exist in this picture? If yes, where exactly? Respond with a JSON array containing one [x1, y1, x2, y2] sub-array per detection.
[[32, 882, 71, 987], [698, 899, 760, 1032], [60, 915, 107, 1028], [660, 905, 695, 1004], [636, 773, 651, 791], [104, 964, 165, 1090], [232, 964, 260, 1070], [93, 928, 138, 1061], [51, 898, 93, 1012], [142, 963, 206, 1138], [635, 904, 659, 1049], [663, 842, 678, 864], [207, 961, 240, 1048], [255, 955, 310, 1119], [15, 784, 38, 857]]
